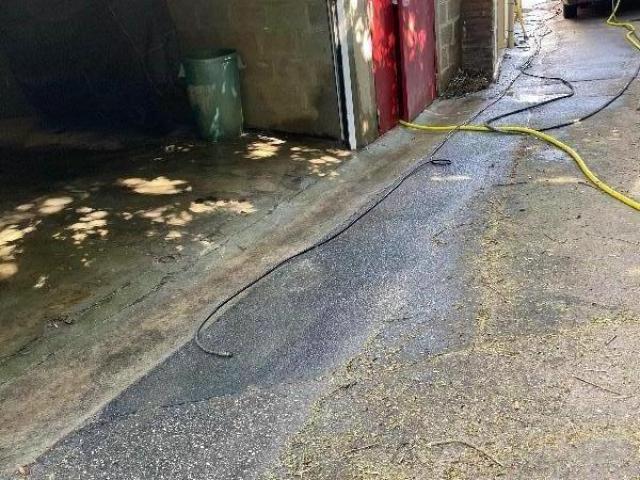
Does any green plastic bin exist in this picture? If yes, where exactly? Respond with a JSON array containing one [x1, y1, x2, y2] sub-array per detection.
[[183, 49, 243, 142]]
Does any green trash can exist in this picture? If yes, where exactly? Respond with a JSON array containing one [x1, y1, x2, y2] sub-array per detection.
[[183, 49, 243, 142]]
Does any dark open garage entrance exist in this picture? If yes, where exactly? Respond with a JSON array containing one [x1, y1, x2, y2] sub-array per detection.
[[0, 0, 183, 132]]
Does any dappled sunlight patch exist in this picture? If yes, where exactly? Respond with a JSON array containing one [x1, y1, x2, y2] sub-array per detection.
[[0, 262, 18, 280], [0, 243, 17, 259], [244, 135, 287, 160], [0, 228, 21, 262], [309, 156, 341, 166], [66, 210, 109, 245], [15, 203, 34, 212], [38, 196, 73, 215], [118, 176, 191, 195], [326, 148, 351, 158], [165, 230, 183, 241], [124, 197, 257, 244], [0, 226, 25, 245], [81, 211, 108, 221], [1, 195, 74, 235], [80, 255, 95, 267], [33, 275, 48, 289], [139, 206, 173, 223], [192, 233, 215, 248], [360, 118, 371, 136], [0, 194, 76, 266], [291, 147, 345, 177], [318, 170, 339, 178], [165, 211, 193, 227], [353, 15, 373, 61], [189, 199, 256, 215], [308, 155, 342, 176], [0, 211, 36, 230], [0, 223, 39, 264], [290, 146, 322, 156], [134, 205, 197, 226]]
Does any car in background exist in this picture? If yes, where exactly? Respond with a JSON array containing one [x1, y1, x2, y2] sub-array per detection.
[[562, 0, 611, 18]]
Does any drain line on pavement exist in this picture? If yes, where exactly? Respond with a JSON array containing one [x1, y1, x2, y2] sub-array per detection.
[[195, 0, 640, 357]]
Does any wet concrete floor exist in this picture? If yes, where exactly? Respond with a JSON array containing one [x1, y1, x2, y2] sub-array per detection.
[[0, 135, 350, 358]]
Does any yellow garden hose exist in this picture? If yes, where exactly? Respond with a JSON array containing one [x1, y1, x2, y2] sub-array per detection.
[[607, 0, 640, 50], [402, 0, 640, 212]]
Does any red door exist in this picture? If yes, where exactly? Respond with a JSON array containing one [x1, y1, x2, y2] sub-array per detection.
[[370, 0, 437, 133], [370, 0, 401, 134], [397, 0, 437, 121]]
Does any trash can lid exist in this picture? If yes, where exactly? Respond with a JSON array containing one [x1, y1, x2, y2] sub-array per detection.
[[184, 48, 236, 63]]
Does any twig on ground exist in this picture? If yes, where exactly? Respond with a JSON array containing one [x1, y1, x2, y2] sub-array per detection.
[[432, 228, 447, 239], [542, 232, 567, 244], [590, 234, 640, 247], [573, 375, 629, 397], [338, 380, 358, 390], [384, 315, 414, 323], [605, 334, 618, 346], [577, 180, 598, 190], [432, 222, 475, 241], [428, 440, 504, 467], [495, 181, 529, 187], [346, 443, 380, 455]]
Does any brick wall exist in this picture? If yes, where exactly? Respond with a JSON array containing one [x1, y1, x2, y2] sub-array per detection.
[[435, 0, 462, 93], [461, 0, 497, 75], [168, 0, 342, 139], [435, 0, 503, 92]]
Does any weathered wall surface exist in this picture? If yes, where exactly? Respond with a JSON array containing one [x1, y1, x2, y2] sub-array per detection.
[[168, 0, 342, 139], [461, 0, 497, 75], [435, 0, 462, 93], [340, 0, 379, 146]]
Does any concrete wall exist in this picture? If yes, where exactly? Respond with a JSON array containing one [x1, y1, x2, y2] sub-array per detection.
[[435, 0, 463, 93], [168, 0, 342, 139]]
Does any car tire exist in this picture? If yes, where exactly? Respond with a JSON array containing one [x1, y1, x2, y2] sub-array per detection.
[[563, 4, 578, 18]]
